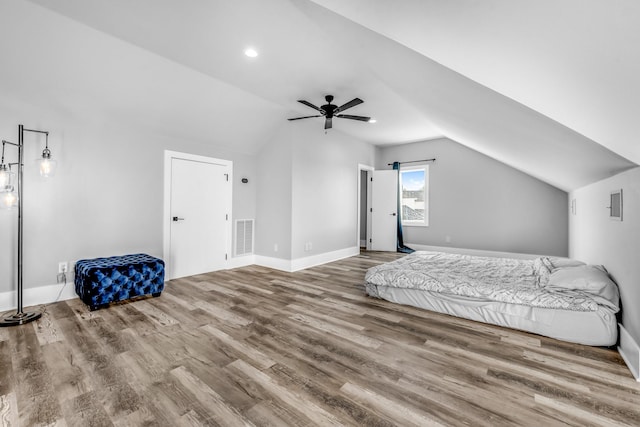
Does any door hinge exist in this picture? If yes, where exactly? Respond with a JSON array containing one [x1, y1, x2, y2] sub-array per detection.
[[369, 238, 372, 243], [370, 208, 373, 212], [370, 177, 373, 182], [224, 173, 229, 182], [225, 253, 228, 260], [226, 214, 229, 220]]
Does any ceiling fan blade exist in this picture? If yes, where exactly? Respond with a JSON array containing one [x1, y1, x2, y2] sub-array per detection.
[[288, 115, 323, 121], [335, 98, 363, 113], [324, 117, 333, 129], [298, 100, 323, 112], [336, 114, 371, 122]]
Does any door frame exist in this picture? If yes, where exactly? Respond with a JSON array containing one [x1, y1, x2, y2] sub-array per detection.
[[163, 150, 233, 279], [357, 164, 374, 251]]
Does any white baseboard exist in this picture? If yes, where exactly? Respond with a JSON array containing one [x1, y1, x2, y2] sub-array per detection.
[[291, 246, 360, 272], [0, 258, 255, 309], [618, 324, 640, 381], [256, 246, 360, 273], [227, 254, 255, 269], [254, 255, 294, 272], [406, 243, 540, 260], [0, 247, 361, 310], [0, 281, 77, 312]]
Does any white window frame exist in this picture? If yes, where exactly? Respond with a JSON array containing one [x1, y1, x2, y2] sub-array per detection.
[[399, 164, 429, 227]]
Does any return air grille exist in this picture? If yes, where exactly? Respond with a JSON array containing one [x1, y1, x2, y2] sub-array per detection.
[[234, 219, 254, 256]]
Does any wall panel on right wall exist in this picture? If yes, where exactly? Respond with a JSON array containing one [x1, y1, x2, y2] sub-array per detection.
[[570, 166, 640, 378]]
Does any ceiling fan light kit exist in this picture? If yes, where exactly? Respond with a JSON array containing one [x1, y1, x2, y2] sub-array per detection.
[[288, 95, 371, 130]]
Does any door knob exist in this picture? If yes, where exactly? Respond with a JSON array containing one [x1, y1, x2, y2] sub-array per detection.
[[391, 213, 397, 216], [172, 216, 185, 222]]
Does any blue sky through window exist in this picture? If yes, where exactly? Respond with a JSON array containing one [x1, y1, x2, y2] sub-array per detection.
[[401, 170, 425, 191]]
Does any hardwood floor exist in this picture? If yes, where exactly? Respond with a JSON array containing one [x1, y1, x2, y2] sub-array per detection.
[[1, 251, 638, 426]]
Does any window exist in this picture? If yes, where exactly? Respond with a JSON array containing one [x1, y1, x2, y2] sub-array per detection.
[[399, 165, 429, 226]]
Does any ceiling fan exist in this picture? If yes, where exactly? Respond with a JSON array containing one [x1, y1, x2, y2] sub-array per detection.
[[288, 95, 370, 130]]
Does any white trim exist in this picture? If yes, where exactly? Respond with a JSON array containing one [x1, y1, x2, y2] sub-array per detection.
[[0, 247, 361, 309], [618, 324, 640, 381], [291, 246, 360, 272], [406, 243, 541, 260], [163, 150, 233, 280], [227, 254, 256, 270], [254, 255, 293, 272], [0, 282, 77, 312], [256, 246, 360, 273], [357, 164, 374, 251]]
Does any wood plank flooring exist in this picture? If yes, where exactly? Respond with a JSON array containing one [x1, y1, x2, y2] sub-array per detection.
[[1, 251, 638, 426]]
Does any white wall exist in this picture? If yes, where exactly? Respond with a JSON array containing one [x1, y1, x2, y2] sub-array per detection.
[[255, 125, 293, 259], [290, 122, 376, 259], [255, 120, 376, 262], [377, 138, 569, 256], [0, 97, 257, 297], [570, 167, 640, 347]]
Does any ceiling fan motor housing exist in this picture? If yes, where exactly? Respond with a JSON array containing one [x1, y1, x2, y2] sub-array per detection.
[[322, 96, 337, 118]]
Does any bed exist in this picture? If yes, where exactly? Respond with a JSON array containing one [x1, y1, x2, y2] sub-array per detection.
[[364, 251, 620, 346]]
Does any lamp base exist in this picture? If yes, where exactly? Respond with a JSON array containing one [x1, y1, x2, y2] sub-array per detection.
[[0, 310, 42, 327]]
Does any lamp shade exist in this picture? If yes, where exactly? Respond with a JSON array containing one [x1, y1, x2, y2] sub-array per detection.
[[0, 165, 15, 191], [36, 147, 57, 177], [0, 187, 18, 209]]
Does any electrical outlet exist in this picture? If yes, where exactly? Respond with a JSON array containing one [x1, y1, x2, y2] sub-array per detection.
[[58, 262, 68, 274], [274, 243, 278, 252]]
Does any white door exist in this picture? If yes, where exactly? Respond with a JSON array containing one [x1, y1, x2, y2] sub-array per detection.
[[170, 157, 231, 279], [371, 170, 398, 251]]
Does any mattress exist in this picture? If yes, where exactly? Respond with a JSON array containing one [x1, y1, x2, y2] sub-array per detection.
[[370, 285, 618, 346], [364, 251, 619, 346]]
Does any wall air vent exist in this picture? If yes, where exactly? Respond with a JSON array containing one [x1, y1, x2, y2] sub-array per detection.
[[609, 189, 623, 221], [234, 219, 254, 256]]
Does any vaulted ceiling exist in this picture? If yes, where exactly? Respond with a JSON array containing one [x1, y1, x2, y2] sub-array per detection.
[[3, 0, 638, 191]]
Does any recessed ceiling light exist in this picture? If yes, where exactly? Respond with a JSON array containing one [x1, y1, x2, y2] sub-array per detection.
[[368, 118, 377, 123], [244, 48, 258, 58]]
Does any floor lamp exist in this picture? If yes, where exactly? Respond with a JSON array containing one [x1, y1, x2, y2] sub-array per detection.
[[0, 124, 57, 327]]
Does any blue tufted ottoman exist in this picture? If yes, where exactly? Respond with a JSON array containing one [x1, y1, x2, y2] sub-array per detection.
[[75, 253, 165, 310]]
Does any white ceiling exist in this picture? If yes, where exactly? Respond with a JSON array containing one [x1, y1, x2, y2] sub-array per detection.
[[5, 0, 639, 190], [312, 0, 640, 164]]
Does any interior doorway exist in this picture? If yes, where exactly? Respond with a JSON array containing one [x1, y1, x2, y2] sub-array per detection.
[[357, 164, 374, 251]]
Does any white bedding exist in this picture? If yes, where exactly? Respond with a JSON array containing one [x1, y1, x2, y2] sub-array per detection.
[[364, 251, 619, 346]]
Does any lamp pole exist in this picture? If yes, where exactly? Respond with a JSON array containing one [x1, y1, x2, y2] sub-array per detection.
[[0, 124, 50, 326]]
